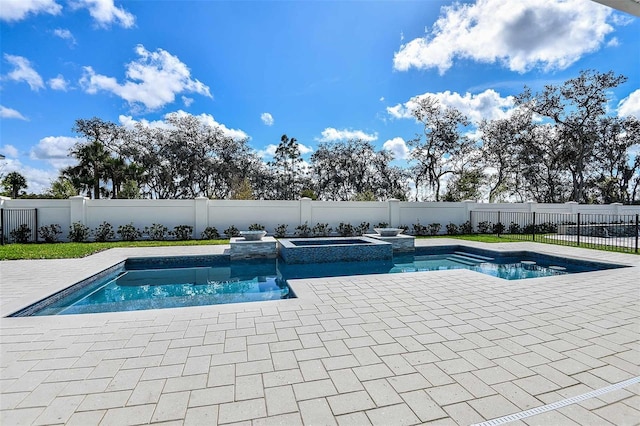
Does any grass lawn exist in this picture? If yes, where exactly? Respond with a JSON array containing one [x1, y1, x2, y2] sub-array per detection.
[[1, 235, 518, 260], [1, 234, 636, 260], [419, 234, 523, 243], [0, 239, 229, 260]]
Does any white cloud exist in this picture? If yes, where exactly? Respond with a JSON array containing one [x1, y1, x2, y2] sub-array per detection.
[[3, 54, 45, 91], [119, 110, 249, 141], [387, 89, 514, 124], [393, 0, 614, 74], [118, 114, 172, 130], [181, 96, 194, 107], [316, 127, 378, 142], [382, 137, 409, 160], [80, 44, 211, 111], [29, 136, 79, 169], [298, 143, 313, 155], [52, 28, 76, 45], [379, 97, 385, 102], [261, 112, 274, 126], [257, 144, 278, 159], [70, 0, 135, 28], [606, 37, 619, 47], [48, 74, 69, 91], [0, 0, 61, 21], [618, 90, 640, 118], [0, 105, 28, 120], [1, 145, 19, 158]]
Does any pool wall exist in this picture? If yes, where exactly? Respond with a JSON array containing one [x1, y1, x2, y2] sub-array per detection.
[[9, 261, 126, 317], [278, 236, 393, 264]]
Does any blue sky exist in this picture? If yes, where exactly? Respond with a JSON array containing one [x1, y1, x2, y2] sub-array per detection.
[[1, 0, 639, 194]]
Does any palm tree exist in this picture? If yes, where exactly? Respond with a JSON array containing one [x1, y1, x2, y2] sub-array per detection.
[[70, 141, 110, 199]]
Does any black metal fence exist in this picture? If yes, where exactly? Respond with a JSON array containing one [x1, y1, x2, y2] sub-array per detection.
[[1, 208, 38, 245], [470, 210, 639, 254]]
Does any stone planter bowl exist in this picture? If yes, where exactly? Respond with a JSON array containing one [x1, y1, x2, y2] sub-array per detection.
[[374, 228, 404, 237], [240, 230, 267, 241]]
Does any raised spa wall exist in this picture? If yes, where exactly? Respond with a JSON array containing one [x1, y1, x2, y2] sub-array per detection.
[[278, 236, 393, 264], [230, 236, 278, 260], [364, 233, 415, 253], [230, 234, 416, 261]]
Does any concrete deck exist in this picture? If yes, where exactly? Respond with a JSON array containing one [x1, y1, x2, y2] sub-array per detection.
[[1, 240, 638, 425]]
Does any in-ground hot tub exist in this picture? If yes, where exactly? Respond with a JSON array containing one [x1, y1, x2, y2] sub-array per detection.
[[278, 236, 393, 264]]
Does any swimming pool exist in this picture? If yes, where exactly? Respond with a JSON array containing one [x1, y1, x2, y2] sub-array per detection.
[[10, 246, 626, 316]]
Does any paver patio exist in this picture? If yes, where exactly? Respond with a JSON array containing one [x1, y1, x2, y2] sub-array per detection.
[[1, 240, 638, 425]]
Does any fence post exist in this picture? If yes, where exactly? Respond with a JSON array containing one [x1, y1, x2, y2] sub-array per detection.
[[497, 211, 501, 237], [611, 202, 622, 215], [69, 196, 88, 227], [1, 208, 4, 245], [565, 201, 579, 214], [300, 197, 312, 226], [636, 213, 640, 253], [34, 208, 38, 243], [577, 212, 581, 247], [388, 198, 400, 227], [194, 197, 209, 238], [532, 212, 536, 241]]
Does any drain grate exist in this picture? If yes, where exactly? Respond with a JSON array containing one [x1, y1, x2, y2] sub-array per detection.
[[472, 376, 640, 426]]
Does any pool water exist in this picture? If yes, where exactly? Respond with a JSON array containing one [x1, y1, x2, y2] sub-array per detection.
[[30, 261, 289, 316], [15, 247, 625, 316]]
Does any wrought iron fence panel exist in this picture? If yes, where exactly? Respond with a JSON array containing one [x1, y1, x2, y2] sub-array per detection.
[[1, 208, 38, 245], [470, 210, 638, 253]]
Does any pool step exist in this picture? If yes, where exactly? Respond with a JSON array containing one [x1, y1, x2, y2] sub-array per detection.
[[454, 251, 494, 261], [448, 254, 484, 266]]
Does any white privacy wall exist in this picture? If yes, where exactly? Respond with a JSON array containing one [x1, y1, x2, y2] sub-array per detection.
[[1, 196, 638, 241]]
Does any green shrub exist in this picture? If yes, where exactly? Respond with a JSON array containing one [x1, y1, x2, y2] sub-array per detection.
[[537, 222, 558, 233], [459, 221, 472, 234], [173, 225, 194, 240], [94, 222, 115, 242], [508, 222, 521, 234], [492, 222, 505, 235], [355, 222, 370, 236], [274, 224, 288, 238], [374, 222, 389, 229], [446, 223, 459, 235], [10, 224, 32, 243], [223, 225, 240, 238], [68, 222, 90, 242], [202, 226, 220, 239], [117, 223, 142, 241], [295, 221, 312, 237], [146, 223, 169, 240], [337, 222, 354, 237], [477, 221, 492, 234], [428, 223, 441, 236], [412, 222, 427, 236], [248, 223, 265, 231], [38, 224, 62, 243], [312, 222, 331, 237]]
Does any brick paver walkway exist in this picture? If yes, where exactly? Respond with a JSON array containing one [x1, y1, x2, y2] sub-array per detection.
[[1, 240, 638, 425]]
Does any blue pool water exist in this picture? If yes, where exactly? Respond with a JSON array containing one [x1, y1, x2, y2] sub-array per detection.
[[14, 246, 625, 316]]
